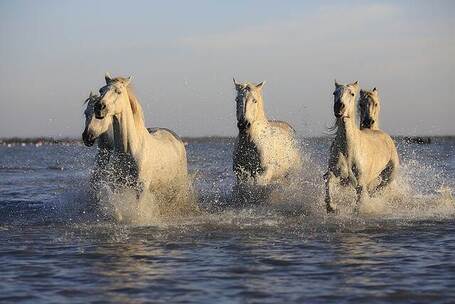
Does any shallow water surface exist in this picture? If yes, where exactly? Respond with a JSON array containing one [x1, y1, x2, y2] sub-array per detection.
[[0, 138, 454, 303]]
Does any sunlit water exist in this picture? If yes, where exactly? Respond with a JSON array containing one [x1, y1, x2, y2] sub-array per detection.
[[1, 137, 454, 303]]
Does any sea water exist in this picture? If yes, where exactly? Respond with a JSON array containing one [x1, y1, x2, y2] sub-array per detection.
[[0, 137, 454, 303]]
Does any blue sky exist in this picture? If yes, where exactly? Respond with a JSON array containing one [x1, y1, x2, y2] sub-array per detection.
[[0, 0, 454, 137]]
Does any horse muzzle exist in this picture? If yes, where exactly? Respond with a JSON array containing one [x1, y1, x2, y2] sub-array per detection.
[[334, 102, 345, 118], [82, 130, 95, 147]]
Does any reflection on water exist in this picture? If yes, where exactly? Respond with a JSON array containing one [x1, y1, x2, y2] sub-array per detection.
[[0, 137, 454, 303]]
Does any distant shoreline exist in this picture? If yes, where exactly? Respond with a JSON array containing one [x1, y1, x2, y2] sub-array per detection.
[[0, 135, 454, 146]]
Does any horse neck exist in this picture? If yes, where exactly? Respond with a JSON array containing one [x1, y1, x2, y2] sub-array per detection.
[[255, 97, 268, 122], [335, 112, 359, 151], [97, 132, 112, 151], [112, 97, 148, 158], [97, 123, 114, 150]]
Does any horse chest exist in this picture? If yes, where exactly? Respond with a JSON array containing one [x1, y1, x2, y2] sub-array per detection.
[[233, 136, 264, 179], [334, 152, 351, 179]]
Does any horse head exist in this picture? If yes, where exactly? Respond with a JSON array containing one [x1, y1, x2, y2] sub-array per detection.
[[359, 87, 380, 129], [94, 73, 132, 120], [233, 78, 266, 130], [333, 80, 359, 119], [82, 91, 112, 147]]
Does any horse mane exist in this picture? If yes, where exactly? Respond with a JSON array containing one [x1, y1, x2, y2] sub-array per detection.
[[111, 77, 146, 130], [83, 95, 95, 105], [126, 86, 145, 129]]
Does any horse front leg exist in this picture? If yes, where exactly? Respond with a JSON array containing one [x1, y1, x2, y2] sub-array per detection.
[[136, 181, 144, 200], [324, 171, 337, 213], [355, 184, 368, 214]]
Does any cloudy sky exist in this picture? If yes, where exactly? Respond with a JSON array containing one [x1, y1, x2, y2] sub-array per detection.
[[0, 0, 454, 137]]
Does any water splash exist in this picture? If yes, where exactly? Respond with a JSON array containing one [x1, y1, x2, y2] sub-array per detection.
[[41, 138, 455, 228]]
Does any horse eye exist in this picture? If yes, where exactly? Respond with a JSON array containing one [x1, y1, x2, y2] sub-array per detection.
[[115, 89, 121, 94], [333, 92, 335, 96], [350, 93, 355, 96]]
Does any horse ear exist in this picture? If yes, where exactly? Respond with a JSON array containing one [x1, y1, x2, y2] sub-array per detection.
[[335, 79, 341, 88], [89, 91, 94, 98], [105, 72, 113, 84], [351, 81, 359, 90], [125, 76, 133, 86], [372, 87, 378, 93], [256, 81, 265, 89], [233, 77, 242, 90]]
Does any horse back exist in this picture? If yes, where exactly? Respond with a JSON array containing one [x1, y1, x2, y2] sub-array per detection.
[[269, 120, 296, 134], [147, 127, 184, 144], [361, 129, 396, 150]]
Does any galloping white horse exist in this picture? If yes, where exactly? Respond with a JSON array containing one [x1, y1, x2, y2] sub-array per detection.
[[88, 74, 188, 199], [358, 87, 380, 130], [325, 81, 399, 213], [232, 79, 302, 188]]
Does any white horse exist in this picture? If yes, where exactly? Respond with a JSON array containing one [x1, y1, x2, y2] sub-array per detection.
[[232, 79, 302, 189], [325, 81, 399, 213], [89, 74, 189, 200], [358, 87, 380, 130]]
